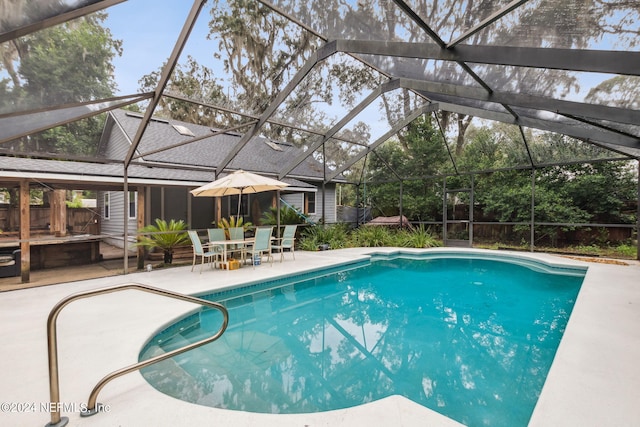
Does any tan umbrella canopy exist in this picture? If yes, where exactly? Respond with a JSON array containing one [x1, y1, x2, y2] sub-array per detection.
[[190, 170, 289, 219]]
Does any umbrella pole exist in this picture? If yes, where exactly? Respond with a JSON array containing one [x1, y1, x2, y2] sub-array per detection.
[[237, 189, 242, 223], [276, 190, 281, 238]]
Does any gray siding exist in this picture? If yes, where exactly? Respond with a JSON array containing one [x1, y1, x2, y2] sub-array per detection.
[[282, 183, 337, 224], [321, 184, 337, 223], [282, 193, 305, 218], [98, 191, 138, 249]]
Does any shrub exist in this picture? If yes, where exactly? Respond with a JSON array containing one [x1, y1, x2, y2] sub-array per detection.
[[299, 223, 350, 250], [216, 216, 252, 230], [349, 226, 396, 247], [261, 206, 305, 225], [298, 223, 442, 251], [614, 243, 637, 258], [396, 225, 442, 248], [136, 219, 189, 264]]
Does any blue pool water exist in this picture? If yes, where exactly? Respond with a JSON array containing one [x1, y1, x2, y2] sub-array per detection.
[[140, 252, 586, 426]]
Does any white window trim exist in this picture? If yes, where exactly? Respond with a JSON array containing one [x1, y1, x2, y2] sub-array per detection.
[[128, 191, 137, 219]]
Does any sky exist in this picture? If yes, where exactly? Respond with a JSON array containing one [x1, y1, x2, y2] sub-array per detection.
[[102, 1, 374, 138], [99, 0, 626, 146], [102, 0, 614, 109], [104, 0, 220, 96]]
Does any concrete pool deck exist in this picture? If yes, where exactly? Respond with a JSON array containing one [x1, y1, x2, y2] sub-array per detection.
[[0, 248, 638, 427]]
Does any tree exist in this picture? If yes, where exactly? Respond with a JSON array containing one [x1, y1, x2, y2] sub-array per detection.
[[138, 56, 232, 127], [0, 12, 122, 155], [586, 76, 640, 109], [366, 115, 448, 219], [293, 0, 640, 155], [208, 0, 320, 127], [206, 0, 382, 156], [459, 122, 637, 246]]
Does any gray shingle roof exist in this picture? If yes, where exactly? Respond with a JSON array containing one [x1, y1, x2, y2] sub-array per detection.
[[106, 109, 329, 181], [0, 154, 316, 190], [0, 109, 338, 189]]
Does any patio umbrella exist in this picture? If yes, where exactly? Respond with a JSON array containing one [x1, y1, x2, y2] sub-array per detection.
[[190, 170, 289, 220]]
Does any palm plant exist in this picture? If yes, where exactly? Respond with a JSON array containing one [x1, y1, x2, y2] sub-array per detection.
[[216, 216, 253, 230], [136, 219, 189, 264], [261, 206, 305, 226], [215, 216, 253, 239]]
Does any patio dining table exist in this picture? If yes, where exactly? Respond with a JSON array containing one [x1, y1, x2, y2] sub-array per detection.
[[206, 238, 254, 268]]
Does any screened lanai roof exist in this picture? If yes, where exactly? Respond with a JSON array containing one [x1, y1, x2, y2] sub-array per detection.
[[1, 0, 639, 184]]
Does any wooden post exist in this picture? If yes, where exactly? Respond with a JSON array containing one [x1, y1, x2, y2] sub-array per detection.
[[19, 180, 30, 283], [50, 189, 67, 236], [215, 197, 221, 225], [8, 188, 18, 231]]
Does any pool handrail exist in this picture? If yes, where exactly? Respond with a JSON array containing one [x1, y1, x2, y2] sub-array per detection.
[[44, 283, 229, 427]]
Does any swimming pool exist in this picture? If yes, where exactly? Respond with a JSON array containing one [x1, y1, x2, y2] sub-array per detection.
[[139, 252, 586, 427]]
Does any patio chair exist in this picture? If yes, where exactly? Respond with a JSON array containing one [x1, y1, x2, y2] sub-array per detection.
[[248, 226, 274, 269], [206, 228, 226, 268], [272, 224, 297, 262], [207, 228, 226, 244], [188, 230, 220, 273], [228, 226, 248, 265]]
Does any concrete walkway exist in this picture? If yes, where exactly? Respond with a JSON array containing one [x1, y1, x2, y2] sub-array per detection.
[[0, 248, 638, 427]]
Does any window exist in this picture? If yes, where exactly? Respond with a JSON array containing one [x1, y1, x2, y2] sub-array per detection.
[[305, 192, 316, 215], [263, 140, 283, 151], [104, 192, 110, 219], [128, 191, 137, 219], [172, 124, 195, 137]]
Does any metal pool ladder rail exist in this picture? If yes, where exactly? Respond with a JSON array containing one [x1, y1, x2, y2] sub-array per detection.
[[44, 283, 229, 427]]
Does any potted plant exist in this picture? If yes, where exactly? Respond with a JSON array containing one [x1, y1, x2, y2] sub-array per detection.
[[136, 219, 189, 264]]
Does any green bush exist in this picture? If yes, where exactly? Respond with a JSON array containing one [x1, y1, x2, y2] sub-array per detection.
[[349, 226, 396, 247], [298, 232, 320, 251], [613, 243, 637, 258], [135, 219, 189, 264], [396, 225, 442, 248], [299, 223, 443, 251], [261, 206, 305, 225], [299, 223, 350, 250], [299, 223, 442, 250]]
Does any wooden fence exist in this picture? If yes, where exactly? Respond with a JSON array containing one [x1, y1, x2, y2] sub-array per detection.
[[0, 206, 100, 235]]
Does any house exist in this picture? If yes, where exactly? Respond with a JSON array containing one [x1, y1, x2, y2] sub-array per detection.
[[0, 108, 342, 275], [96, 109, 341, 248]]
